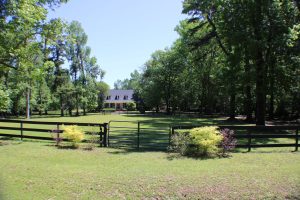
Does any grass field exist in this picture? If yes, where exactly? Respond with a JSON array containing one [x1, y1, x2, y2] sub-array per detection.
[[0, 113, 296, 150], [0, 113, 224, 150], [0, 113, 299, 199], [0, 140, 299, 199]]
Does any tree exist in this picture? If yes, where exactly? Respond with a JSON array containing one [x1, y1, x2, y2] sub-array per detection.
[[0, 0, 69, 118], [182, 0, 299, 124], [66, 21, 88, 116], [96, 81, 109, 111]]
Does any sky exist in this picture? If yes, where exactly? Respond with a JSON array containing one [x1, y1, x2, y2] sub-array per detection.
[[48, 0, 187, 88]]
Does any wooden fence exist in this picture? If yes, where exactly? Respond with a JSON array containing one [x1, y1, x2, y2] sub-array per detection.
[[171, 125, 299, 151], [0, 119, 108, 147]]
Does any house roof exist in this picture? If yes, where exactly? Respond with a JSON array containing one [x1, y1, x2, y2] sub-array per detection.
[[108, 89, 134, 97], [105, 89, 134, 103]]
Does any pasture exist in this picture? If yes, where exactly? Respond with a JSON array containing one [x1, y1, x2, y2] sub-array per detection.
[[0, 113, 299, 199]]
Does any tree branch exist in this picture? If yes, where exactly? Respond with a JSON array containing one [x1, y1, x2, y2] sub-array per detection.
[[0, 60, 17, 69], [206, 15, 230, 56]]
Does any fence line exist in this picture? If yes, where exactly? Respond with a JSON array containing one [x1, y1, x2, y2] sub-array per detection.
[[1, 118, 299, 152], [171, 125, 300, 151], [0, 119, 108, 147]]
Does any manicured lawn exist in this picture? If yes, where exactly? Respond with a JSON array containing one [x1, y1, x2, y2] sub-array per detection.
[[0, 140, 299, 199]]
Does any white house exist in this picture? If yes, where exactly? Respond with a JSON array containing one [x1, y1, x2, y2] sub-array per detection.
[[104, 89, 134, 110]]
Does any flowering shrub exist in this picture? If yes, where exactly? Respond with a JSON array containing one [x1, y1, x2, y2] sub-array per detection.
[[171, 126, 236, 158], [63, 125, 84, 148], [189, 126, 222, 157], [220, 128, 237, 156]]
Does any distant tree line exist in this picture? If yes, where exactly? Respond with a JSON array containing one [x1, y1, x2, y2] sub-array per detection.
[[115, 0, 300, 125], [0, 0, 109, 118]]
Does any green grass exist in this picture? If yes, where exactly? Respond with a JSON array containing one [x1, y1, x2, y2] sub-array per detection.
[[0, 113, 228, 148], [0, 140, 299, 199], [0, 114, 299, 199], [0, 113, 296, 151]]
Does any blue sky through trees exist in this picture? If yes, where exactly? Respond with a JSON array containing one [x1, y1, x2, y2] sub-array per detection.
[[48, 0, 186, 87]]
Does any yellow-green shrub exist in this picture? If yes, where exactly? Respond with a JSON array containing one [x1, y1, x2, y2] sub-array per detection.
[[189, 126, 222, 157], [63, 125, 84, 147]]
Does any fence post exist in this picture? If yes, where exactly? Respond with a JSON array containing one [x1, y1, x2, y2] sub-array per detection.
[[99, 126, 103, 147], [107, 122, 110, 147], [295, 128, 299, 152], [20, 121, 23, 140], [56, 124, 60, 146], [247, 131, 251, 152], [103, 123, 108, 147], [137, 121, 140, 150]]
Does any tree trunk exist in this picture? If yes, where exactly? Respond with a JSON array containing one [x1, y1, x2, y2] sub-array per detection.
[[26, 88, 30, 119], [229, 67, 236, 120], [244, 51, 253, 122], [229, 90, 236, 120], [60, 94, 64, 117], [166, 100, 171, 115], [76, 93, 79, 116], [255, 51, 266, 125], [254, 0, 266, 126], [268, 60, 275, 119]]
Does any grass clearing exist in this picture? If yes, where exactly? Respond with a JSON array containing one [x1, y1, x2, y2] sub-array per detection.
[[0, 113, 296, 150], [0, 114, 299, 199], [0, 141, 299, 199]]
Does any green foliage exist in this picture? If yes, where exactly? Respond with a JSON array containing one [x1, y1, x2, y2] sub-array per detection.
[[188, 126, 222, 157], [169, 130, 191, 155], [172, 127, 222, 157], [126, 102, 136, 111], [0, 89, 11, 113], [63, 125, 84, 147], [96, 81, 110, 111], [0, 2, 106, 117]]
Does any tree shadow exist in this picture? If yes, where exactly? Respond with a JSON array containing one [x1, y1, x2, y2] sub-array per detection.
[[0, 137, 23, 146], [57, 145, 79, 150], [165, 151, 234, 161]]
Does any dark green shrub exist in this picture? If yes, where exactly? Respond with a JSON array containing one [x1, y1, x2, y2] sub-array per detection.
[[169, 130, 191, 155], [126, 102, 136, 111]]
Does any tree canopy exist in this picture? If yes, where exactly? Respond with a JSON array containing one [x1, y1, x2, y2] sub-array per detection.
[[0, 0, 108, 118], [121, 0, 300, 124]]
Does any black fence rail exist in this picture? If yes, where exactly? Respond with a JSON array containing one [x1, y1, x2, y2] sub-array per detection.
[[171, 125, 300, 151], [0, 119, 108, 146]]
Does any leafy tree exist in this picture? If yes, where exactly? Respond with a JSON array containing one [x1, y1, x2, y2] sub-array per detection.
[[96, 81, 109, 111]]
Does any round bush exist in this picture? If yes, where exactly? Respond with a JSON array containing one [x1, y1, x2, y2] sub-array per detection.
[[188, 126, 222, 157]]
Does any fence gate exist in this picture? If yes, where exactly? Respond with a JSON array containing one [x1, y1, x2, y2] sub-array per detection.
[[138, 122, 170, 151], [108, 120, 138, 149], [108, 120, 171, 151]]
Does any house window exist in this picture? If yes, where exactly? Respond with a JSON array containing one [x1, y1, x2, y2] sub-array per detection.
[[106, 96, 111, 100], [115, 95, 119, 100], [123, 95, 128, 100]]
